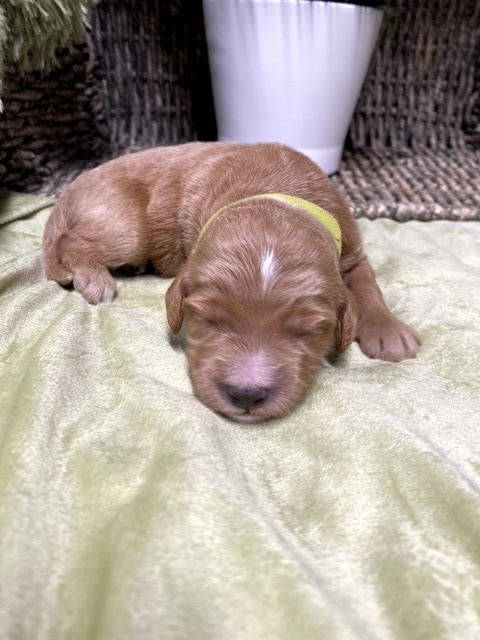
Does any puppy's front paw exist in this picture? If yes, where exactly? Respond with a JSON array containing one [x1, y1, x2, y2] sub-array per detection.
[[73, 267, 117, 304], [357, 311, 420, 362]]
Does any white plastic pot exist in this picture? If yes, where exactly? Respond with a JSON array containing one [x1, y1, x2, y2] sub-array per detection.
[[202, 0, 383, 174]]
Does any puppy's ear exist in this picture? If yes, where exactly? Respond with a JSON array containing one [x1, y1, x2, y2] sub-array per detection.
[[335, 287, 357, 354], [165, 269, 189, 334]]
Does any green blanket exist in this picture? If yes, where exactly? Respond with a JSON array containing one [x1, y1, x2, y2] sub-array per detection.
[[1, 190, 479, 640]]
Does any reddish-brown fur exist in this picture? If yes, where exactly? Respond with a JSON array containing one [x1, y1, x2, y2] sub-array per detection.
[[43, 142, 419, 422]]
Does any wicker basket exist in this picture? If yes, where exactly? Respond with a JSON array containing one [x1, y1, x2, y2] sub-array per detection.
[[335, 0, 480, 220], [0, 0, 214, 195], [1, 0, 479, 220]]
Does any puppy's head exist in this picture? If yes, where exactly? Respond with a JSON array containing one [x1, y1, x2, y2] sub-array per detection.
[[166, 203, 356, 422]]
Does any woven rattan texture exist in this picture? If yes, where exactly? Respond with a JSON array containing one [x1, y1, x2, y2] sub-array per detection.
[[0, 0, 479, 219], [348, 0, 480, 152], [333, 0, 480, 220], [91, 0, 214, 149], [0, 44, 108, 194], [332, 148, 480, 221], [0, 0, 214, 195]]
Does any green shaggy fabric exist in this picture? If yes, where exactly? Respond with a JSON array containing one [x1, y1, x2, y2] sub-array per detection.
[[0, 190, 479, 640]]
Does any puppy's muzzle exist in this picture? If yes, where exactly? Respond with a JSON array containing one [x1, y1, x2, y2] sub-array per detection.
[[224, 385, 269, 409]]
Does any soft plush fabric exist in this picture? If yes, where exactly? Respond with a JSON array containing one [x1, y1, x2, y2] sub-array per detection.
[[1, 190, 479, 640]]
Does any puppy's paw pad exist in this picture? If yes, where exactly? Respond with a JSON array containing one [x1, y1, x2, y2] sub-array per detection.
[[73, 269, 116, 304], [358, 314, 420, 362]]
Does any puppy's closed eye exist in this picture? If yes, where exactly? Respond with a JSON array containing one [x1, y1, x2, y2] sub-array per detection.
[[284, 310, 335, 339], [202, 317, 221, 330], [185, 297, 234, 331]]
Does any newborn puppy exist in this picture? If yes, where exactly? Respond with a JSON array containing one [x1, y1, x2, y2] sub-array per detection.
[[43, 142, 419, 422]]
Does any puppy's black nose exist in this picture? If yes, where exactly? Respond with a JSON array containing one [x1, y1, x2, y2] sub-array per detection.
[[226, 385, 268, 409]]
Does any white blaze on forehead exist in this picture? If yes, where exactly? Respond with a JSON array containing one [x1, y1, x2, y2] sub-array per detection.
[[230, 351, 274, 389], [261, 249, 276, 291]]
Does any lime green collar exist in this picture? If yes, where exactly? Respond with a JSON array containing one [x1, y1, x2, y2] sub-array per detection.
[[199, 193, 341, 257]]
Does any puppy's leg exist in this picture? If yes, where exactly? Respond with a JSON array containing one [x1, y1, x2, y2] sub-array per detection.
[[56, 231, 117, 304], [343, 256, 419, 362]]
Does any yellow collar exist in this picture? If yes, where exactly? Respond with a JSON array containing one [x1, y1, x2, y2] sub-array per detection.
[[199, 193, 342, 257]]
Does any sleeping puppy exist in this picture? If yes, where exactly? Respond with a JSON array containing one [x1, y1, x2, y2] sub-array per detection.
[[43, 142, 419, 422]]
